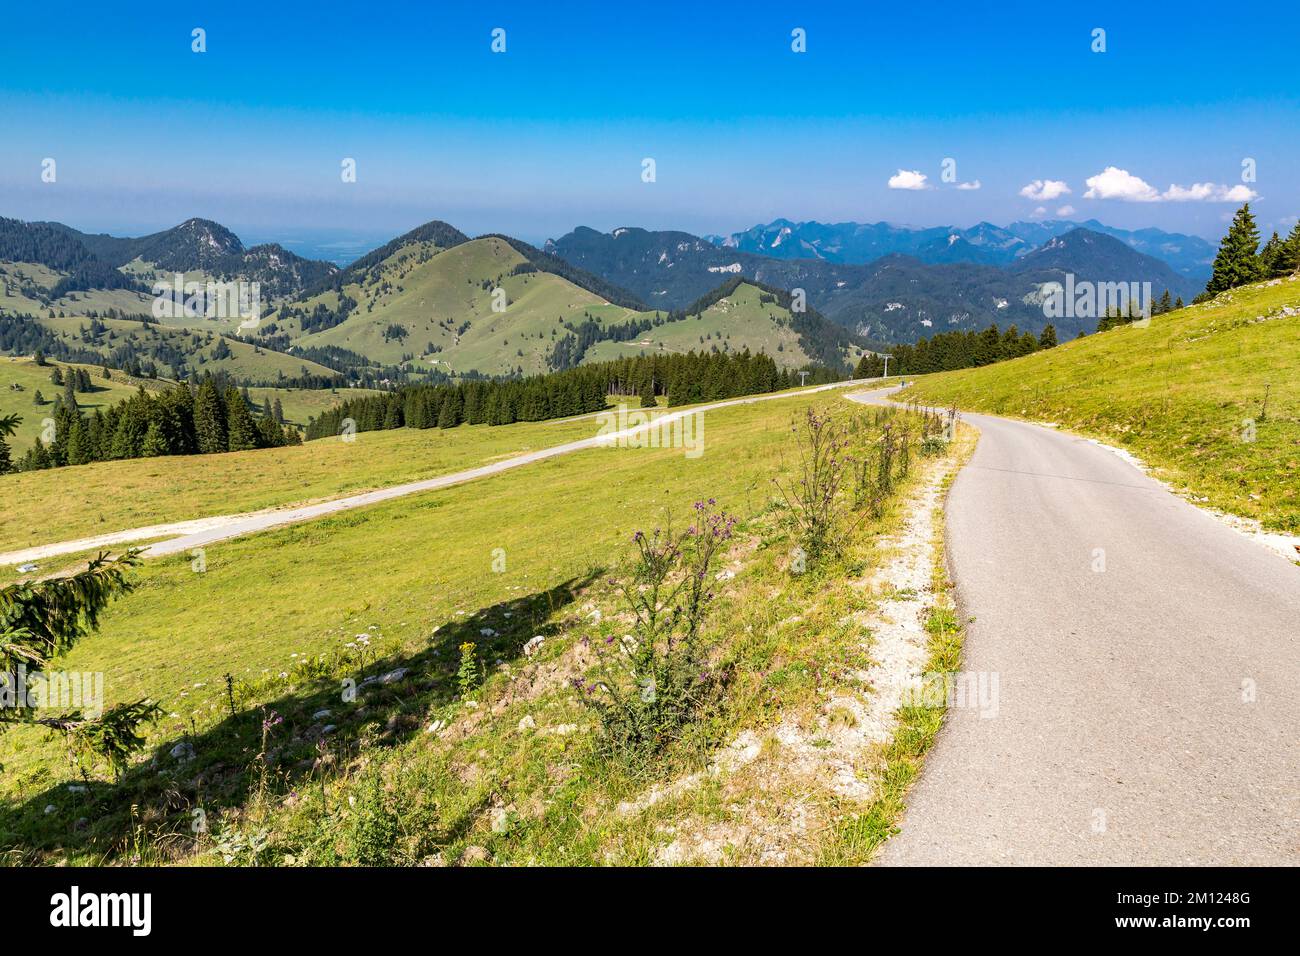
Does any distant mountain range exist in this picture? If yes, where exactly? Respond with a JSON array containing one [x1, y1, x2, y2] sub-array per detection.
[[0, 215, 866, 380], [546, 223, 1201, 341], [2, 211, 1214, 384], [707, 217, 1215, 279]]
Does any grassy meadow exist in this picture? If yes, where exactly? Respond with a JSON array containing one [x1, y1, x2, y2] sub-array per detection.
[[0, 388, 960, 867], [0, 356, 166, 455], [902, 275, 1300, 532], [0, 412, 614, 555]]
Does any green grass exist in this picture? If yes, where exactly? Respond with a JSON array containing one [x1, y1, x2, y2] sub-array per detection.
[[583, 282, 814, 366], [901, 276, 1300, 532], [0, 391, 947, 867], [0, 356, 165, 454], [0, 413, 615, 555], [244, 385, 384, 429]]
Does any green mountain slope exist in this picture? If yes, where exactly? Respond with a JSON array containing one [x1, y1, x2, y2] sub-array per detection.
[[262, 228, 861, 375], [902, 275, 1300, 532], [0, 356, 168, 454], [264, 235, 636, 375], [35, 315, 339, 383]]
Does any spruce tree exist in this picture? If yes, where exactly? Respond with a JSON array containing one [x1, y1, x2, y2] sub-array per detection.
[[0, 413, 18, 475], [1206, 203, 1263, 295], [141, 419, 168, 457], [1258, 232, 1283, 277], [1038, 324, 1058, 348], [193, 379, 227, 454], [1274, 222, 1300, 277], [225, 386, 259, 451], [438, 390, 464, 429]]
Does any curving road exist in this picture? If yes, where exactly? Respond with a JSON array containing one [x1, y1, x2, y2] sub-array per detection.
[[850, 388, 1299, 865]]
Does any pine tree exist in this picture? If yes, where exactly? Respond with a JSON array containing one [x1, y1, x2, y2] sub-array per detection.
[[638, 376, 656, 408], [1258, 232, 1283, 277], [1274, 222, 1300, 277], [225, 386, 259, 452], [438, 390, 463, 429], [193, 379, 227, 454], [141, 419, 168, 457], [273, 398, 285, 423], [0, 413, 19, 475], [1038, 324, 1058, 348], [1206, 203, 1263, 295]]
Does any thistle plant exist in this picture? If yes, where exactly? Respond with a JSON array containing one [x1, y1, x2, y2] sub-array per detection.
[[773, 408, 852, 562], [579, 500, 735, 761]]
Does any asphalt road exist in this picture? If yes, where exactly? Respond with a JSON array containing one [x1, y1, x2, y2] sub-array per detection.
[[850, 389, 1299, 865]]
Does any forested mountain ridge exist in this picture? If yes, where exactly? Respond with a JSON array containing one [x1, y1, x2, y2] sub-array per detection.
[[545, 224, 1202, 341]]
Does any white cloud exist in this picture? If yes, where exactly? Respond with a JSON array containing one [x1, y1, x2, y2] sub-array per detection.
[[1019, 179, 1071, 201], [1084, 166, 1260, 203], [1056, 205, 1076, 217], [1218, 184, 1259, 202], [1084, 167, 1160, 202], [888, 169, 930, 190], [955, 180, 982, 190], [1032, 206, 1048, 218]]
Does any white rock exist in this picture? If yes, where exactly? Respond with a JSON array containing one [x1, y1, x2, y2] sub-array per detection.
[[523, 636, 545, 657], [517, 714, 536, 731], [170, 742, 195, 762]]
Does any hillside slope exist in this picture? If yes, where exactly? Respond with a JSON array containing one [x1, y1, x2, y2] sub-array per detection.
[[901, 276, 1300, 532], [262, 226, 862, 374]]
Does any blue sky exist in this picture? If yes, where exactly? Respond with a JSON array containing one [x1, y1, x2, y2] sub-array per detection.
[[1, 0, 1296, 248]]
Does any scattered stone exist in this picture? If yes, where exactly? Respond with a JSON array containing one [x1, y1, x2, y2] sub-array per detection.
[[322, 724, 337, 734], [170, 742, 196, 762], [312, 709, 332, 720], [523, 636, 545, 657], [517, 714, 536, 731], [427, 719, 446, 734], [460, 845, 490, 865], [66, 785, 88, 794]]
